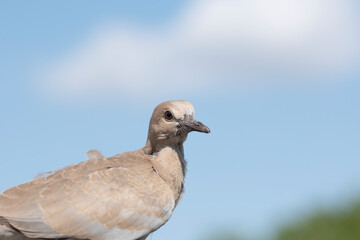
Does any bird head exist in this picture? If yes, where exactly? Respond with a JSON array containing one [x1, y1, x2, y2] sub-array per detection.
[[146, 100, 210, 151]]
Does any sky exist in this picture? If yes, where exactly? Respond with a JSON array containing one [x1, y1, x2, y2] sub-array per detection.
[[0, 1, 359, 240]]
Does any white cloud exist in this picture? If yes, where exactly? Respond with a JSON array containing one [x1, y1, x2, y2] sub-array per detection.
[[39, 0, 360, 100]]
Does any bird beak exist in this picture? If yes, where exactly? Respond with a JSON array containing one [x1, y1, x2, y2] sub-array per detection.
[[178, 117, 210, 135]]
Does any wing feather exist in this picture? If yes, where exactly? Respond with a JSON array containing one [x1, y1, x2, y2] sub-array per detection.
[[0, 151, 175, 240]]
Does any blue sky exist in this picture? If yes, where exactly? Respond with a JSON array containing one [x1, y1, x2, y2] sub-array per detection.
[[1, 1, 360, 240]]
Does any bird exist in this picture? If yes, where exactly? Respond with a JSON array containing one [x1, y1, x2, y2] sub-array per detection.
[[0, 100, 210, 240]]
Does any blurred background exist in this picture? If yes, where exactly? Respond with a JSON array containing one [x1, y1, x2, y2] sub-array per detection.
[[0, 0, 359, 239]]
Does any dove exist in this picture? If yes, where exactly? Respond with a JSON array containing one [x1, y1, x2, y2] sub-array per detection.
[[0, 100, 210, 240]]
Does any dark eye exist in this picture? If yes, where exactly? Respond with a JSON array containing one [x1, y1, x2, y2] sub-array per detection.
[[164, 111, 173, 120]]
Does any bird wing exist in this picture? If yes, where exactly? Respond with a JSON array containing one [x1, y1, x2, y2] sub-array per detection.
[[0, 151, 175, 240]]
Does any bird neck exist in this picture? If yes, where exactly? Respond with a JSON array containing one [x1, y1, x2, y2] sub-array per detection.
[[143, 140, 187, 201]]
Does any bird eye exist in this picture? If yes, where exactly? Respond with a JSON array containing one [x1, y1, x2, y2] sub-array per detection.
[[164, 111, 173, 120]]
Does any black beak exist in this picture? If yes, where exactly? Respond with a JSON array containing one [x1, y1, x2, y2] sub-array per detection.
[[177, 117, 210, 135]]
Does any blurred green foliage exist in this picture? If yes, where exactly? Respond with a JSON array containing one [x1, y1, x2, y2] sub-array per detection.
[[276, 201, 360, 240], [204, 200, 360, 240]]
